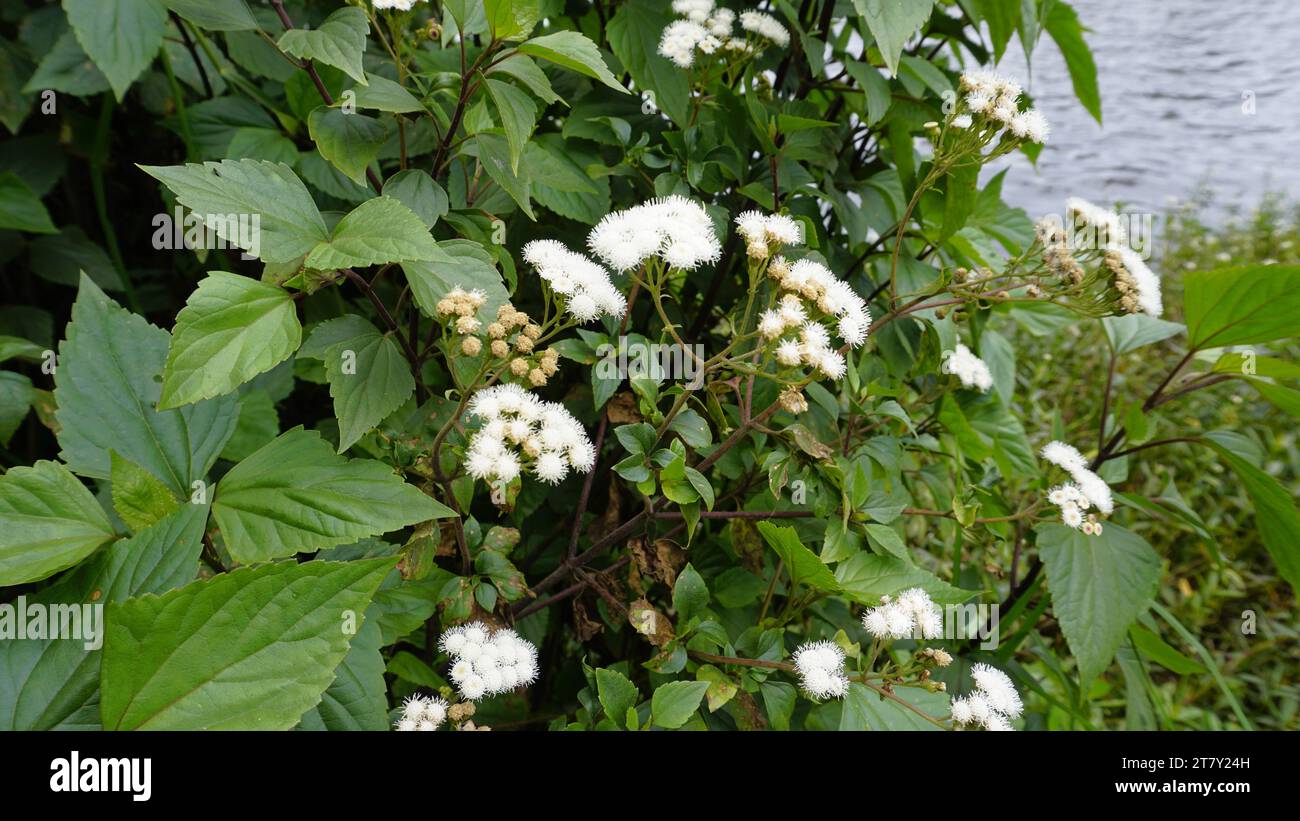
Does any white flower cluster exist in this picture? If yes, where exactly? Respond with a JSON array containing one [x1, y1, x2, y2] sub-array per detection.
[[950, 663, 1023, 731], [394, 693, 449, 731], [735, 210, 802, 258], [739, 11, 790, 47], [466, 384, 597, 485], [372, 0, 425, 10], [521, 239, 625, 323], [657, 2, 742, 68], [1041, 440, 1114, 531], [1065, 197, 1126, 248], [861, 587, 943, 640], [959, 70, 1049, 144], [791, 640, 849, 699], [941, 343, 993, 392], [759, 255, 870, 379], [440, 621, 539, 701], [589, 195, 722, 272]]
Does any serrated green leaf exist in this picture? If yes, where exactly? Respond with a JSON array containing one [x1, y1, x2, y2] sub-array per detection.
[[100, 557, 392, 730], [297, 616, 388, 730], [63, 0, 167, 100], [595, 667, 639, 726], [305, 196, 442, 270], [0, 502, 208, 730], [756, 521, 840, 592], [485, 78, 537, 173], [160, 272, 302, 409], [110, 450, 180, 532], [1183, 264, 1300, 349], [54, 276, 237, 495], [517, 30, 625, 93], [834, 551, 975, 605], [383, 169, 448, 229], [1038, 522, 1161, 684], [140, 159, 329, 264], [300, 315, 415, 451], [307, 106, 387, 186], [277, 6, 369, 85], [212, 427, 451, 562], [0, 460, 116, 586], [162, 0, 257, 31], [853, 0, 935, 77]]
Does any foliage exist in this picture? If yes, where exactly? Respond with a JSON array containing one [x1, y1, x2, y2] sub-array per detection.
[[0, 0, 1295, 732]]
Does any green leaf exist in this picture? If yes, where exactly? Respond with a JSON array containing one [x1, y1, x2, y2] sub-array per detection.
[[160, 272, 302, 409], [100, 557, 392, 730], [1183, 264, 1300, 349], [484, 0, 539, 41], [219, 389, 280, 462], [297, 616, 388, 730], [485, 78, 537, 174], [939, 160, 978, 242], [300, 315, 416, 452], [1038, 522, 1161, 684], [756, 522, 840, 592], [351, 74, 424, 113], [852, 0, 935, 77], [518, 31, 626, 93], [402, 240, 509, 323], [608, 0, 686, 122], [0, 460, 116, 586], [1129, 624, 1206, 676], [305, 196, 443, 270], [0, 173, 56, 233], [673, 563, 710, 623], [212, 427, 451, 563], [487, 54, 560, 106], [1202, 439, 1300, 595], [0, 502, 208, 730], [276, 6, 369, 85], [862, 523, 908, 560], [1041, 0, 1102, 123], [1101, 313, 1185, 354], [54, 276, 237, 496], [23, 32, 111, 97], [139, 160, 330, 264], [843, 61, 893, 127], [595, 667, 640, 726], [840, 682, 945, 730], [0, 371, 33, 447], [974, 0, 1020, 62], [110, 450, 180, 532], [834, 551, 975, 605], [650, 680, 709, 729], [471, 131, 534, 219], [307, 107, 387, 186], [30, 226, 124, 290], [63, 0, 167, 100], [383, 169, 448, 229], [162, 0, 257, 31]]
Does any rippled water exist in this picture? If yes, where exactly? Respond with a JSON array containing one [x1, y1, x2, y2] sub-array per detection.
[[989, 0, 1300, 222]]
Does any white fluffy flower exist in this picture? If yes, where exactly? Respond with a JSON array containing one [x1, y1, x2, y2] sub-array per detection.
[[395, 692, 447, 731], [1066, 197, 1126, 248], [739, 10, 790, 47], [588, 196, 722, 272], [658, 19, 708, 68], [735, 210, 803, 256], [439, 623, 540, 701], [861, 587, 943, 640], [941, 343, 993, 392], [1116, 247, 1163, 317], [522, 239, 625, 322], [467, 385, 595, 486], [950, 664, 1022, 730], [971, 663, 1023, 718], [1010, 108, 1050, 144], [372, 0, 425, 10], [1041, 440, 1113, 515], [791, 640, 850, 699]]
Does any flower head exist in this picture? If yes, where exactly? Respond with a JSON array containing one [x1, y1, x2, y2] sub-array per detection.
[[791, 640, 850, 699], [467, 385, 595, 485], [950, 663, 1022, 730], [439, 623, 540, 702], [522, 239, 626, 322], [941, 343, 993, 392], [588, 196, 722, 272], [739, 11, 790, 47]]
